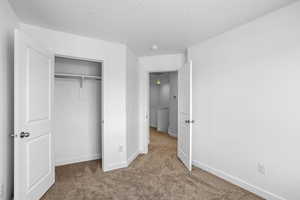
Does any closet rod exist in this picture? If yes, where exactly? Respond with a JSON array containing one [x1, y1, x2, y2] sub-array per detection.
[[54, 73, 101, 80]]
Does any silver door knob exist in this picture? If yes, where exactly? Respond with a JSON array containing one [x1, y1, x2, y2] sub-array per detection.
[[185, 120, 195, 124], [20, 132, 30, 138]]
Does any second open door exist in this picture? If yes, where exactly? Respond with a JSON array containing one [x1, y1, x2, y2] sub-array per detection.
[[178, 60, 193, 171]]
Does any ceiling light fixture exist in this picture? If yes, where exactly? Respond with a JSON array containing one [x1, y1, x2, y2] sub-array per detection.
[[151, 44, 158, 51]]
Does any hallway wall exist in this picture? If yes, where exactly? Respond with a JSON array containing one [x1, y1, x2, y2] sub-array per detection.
[[168, 72, 178, 137], [149, 76, 160, 128]]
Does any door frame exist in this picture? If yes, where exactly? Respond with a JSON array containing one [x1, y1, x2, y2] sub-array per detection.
[[53, 53, 105, 169], [142, 69, 178, 154]]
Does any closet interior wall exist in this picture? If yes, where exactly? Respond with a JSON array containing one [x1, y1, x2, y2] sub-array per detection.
[[54, 57, 102, 166]]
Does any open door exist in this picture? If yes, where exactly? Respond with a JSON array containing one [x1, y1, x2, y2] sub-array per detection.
[[14, 30, 55, 200], [178, 60, 193, 171]]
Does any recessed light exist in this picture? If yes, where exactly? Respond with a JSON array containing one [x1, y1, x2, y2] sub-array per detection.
[[151, 44, 158, 51]]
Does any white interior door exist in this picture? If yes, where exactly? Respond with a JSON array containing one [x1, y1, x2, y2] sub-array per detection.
[[178, 61, 193, 171], [14, 30, 55, 200]]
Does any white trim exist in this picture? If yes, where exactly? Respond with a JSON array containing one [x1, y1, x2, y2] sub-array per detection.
[[55, 154, 101, 166], [0, 55, 4, 199], [168, 127, 177, 138], [139, 148, 147, 154], [103, 161, 127, 172], [192, 160, 286, 200], [178, 149, 188, 168], [127, 151, 140, 166]]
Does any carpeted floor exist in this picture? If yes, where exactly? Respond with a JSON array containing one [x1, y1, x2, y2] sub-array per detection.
[[41, 128, 264, 200]]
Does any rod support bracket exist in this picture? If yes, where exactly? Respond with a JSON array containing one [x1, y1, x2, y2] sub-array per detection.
[[80, 76, 84, 88]]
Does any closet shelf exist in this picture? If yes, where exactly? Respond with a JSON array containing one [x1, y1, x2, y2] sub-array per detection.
[[54, 73, 101, 80], [55, 73, 101, 88]]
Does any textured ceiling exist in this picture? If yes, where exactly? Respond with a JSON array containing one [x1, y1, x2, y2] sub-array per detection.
[[9, 0, 298, 55]]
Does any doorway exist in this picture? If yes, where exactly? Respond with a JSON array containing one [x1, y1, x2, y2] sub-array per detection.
[[148, 71, 178, 155], [149, 72, 178, 137], [142, 61, 193, 172]]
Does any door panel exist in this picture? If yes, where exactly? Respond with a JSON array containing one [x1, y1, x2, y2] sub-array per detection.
[[178, 61, 193, 171], [27, 48, 51, 122], [14, 29, 54, 200], [27, 134, 51, 190]]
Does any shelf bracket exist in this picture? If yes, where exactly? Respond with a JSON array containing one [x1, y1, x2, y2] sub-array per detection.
[[80, 76, 84, 88]]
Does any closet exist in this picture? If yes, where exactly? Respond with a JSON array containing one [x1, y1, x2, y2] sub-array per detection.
[[54, 57, 102, 167]]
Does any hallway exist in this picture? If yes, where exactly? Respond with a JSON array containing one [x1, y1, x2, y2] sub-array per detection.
[[41, 128, 263, 200]]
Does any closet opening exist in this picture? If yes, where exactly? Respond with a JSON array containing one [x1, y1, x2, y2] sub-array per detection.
[[54, 56, 103, 170]]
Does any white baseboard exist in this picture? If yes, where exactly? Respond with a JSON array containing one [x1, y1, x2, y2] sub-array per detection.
[[127, 151, 140, 166], [55, 154, 101, 166], [139, 147, 147, 154], [178, 149, 188, 166], [168, 127, 177, 138], [103, 161, 127, 172], [192, 160, 286, 200]]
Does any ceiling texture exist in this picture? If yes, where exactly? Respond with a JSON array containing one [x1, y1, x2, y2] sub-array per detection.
[[9, 0, 298, 56]]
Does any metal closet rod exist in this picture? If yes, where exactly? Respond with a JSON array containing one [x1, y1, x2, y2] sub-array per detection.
[[54, 73, 102, 80]]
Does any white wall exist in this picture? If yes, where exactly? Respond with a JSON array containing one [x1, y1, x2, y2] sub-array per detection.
[[0, 1, 18, 199], [126, 48, 140, 165], [54, 57, 102, 166], [189, 2, 300, 200], [138, 54, 184, 152], [19, 23, 127, 171], [168, 72, 178, 137]]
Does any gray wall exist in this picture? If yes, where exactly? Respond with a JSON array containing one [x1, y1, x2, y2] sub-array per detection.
[[158, 74, 170, 108], [149, 77, 160, 127], [0, 1, 19, 200], [168, 72, 178, 137]]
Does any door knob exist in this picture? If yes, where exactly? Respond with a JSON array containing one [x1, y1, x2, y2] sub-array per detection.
[[20, 132, 30, 138], [185, 120, 195, 124]]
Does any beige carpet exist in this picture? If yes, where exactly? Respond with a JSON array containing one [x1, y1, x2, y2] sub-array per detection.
[[41, 128, 264, 200]]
